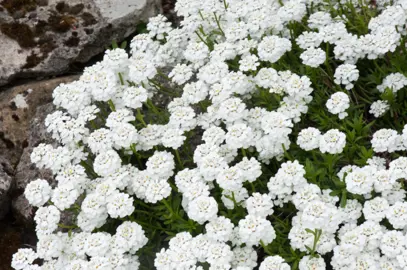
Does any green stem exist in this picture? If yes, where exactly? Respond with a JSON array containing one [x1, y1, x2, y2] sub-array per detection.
[[136, 109, 147, 127], [58, 223, 78, 229], [156, 69, 172, 81], [214, 13, 225, 36], [118, 72, 125, 85], [260, 240, 272, 255], [174, 149, 184, 169], [108, 100, 116, 112]]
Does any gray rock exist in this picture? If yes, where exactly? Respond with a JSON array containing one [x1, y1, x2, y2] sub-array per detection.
[[12, 195, 35, 224], [0, 0, 162, 86], [0, 157, 13, 220], [0, 76, 78, 222], [12, 103, 56, 224], [0, 75, 79, 168], [14, 103, 56, 191]]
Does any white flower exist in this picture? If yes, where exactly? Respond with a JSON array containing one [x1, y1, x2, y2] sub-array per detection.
[[261, 111, 293, 136], [51, 182, 79, 210], [238, 215, 276, 246], [235, 157, 262, 183], [377, 72, 407, 93], [258, 36, 292, 63], [206, 242, 234, 266], [386, 201, 407, 229], [37, 234, 64, 260], [85, 232, 111, 257], [362, 197, 389, 222], [161, 128, 186, 149], [106, 192, 135, 218], [225, 21, 249, 42], [205, 216, 234, 242], [297, 127, 321, 151], [239, 54, 259, 72], [129, 53, 157, 83], [292, 183, 321, 211], [111, 123, 139, 149], [334, 64, 359, 90], [380, 230, 405, 258], [319, 129, 346, 154], [87, 128, 113, 154], [34, 205, 60, 235], [245, 193, 274, 218], [301, 200, 341, 233], [371, 129, 401, 153], [259, 255, 290, 270], [52, 82, 92, 116], [299, 256, 326, 270], [24, 179, 52, 207], [106, 108, 136, 128], [146, 151, 175, 179], [278, 0, 307, 23], [169, 64, 193, 85], [147, 14, 172, 40], [184, 42, 209, 67], [373, 169, 395, 192], [300, 47, 326, 68], [217, 166, 244, 192], [326, 92, 350, 119], [187, 196, 218, 224], [345, 167, 375, 195], [123, 86, 148, 109], [11, 249, 38, 270], [144, 179, 171, 203], [296, 31, 323, 49], [225, 123, 254, 149], [114, 221, 148, 254], [94, 150, 122, 177]]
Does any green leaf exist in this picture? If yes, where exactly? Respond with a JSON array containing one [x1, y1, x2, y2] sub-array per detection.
[[111, 40, 119, 49], [340, 190, 348, 208], [120, 40, 127, 49]]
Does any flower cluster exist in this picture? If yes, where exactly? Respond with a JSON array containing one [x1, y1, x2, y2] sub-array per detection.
[[12, 0, 407, 269]]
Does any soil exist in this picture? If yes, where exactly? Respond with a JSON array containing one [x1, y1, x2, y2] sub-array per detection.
[[0, 213, 37, 270]]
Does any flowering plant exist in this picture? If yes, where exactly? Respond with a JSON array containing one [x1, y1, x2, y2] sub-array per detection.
[[11, 0, 407, 269]]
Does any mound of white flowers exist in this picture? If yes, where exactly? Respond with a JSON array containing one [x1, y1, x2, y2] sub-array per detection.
[[11, 0, 407, 269]]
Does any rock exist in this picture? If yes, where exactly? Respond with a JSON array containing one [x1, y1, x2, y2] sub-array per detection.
[[0, 76, 77, 222], [12, 103, 56, 224], [14, 103, 56, 191], [35, 0, 49, 6], [0, 75, 79, 168], [0, 157, 14, 220], [0, 0, 162, 86], [12, 195, 34, 224]]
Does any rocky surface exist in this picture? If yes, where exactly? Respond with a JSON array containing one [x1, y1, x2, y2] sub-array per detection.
[[0, 157, 13, 220], [0, 76, 78, 224], [0, 75, 79, 167], [0, 0, 162, 86], [12, 103, 56, 223]]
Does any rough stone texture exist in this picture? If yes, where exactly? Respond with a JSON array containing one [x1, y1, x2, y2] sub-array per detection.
[[12, 103, 56, 224], [0, 76, 77, 222], [14, 103, 56, 191], [0, 75, 79, 167], [11, 195, 35, 224], [0, 0, 162, 86], [0, 157, 13, 220]]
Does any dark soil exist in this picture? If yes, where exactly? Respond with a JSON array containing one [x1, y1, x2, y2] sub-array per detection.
[[0, 0, 36, 15], [0, 213, 37, 270]]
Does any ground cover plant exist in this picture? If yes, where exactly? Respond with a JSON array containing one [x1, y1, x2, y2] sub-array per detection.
[[10, 0, 407, 269]]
